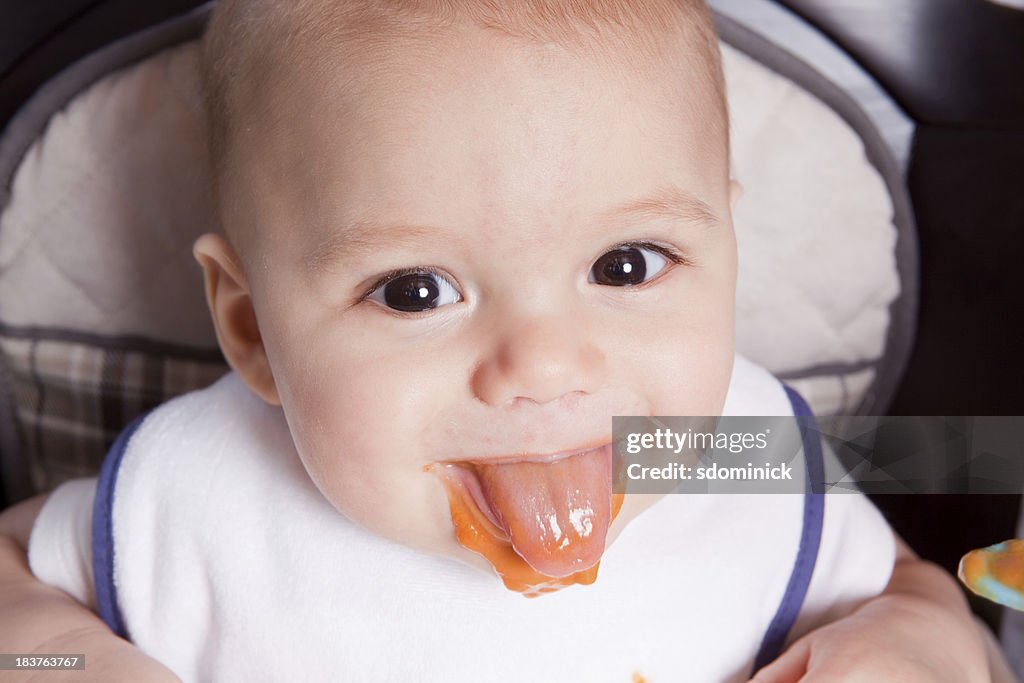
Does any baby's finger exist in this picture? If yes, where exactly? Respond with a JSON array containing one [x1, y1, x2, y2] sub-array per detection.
[[748, 639, 811, 683]]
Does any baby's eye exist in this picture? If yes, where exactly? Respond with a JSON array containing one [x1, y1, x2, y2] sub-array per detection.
[[588, 244, 672, 287], [366, 269, 462, 313]]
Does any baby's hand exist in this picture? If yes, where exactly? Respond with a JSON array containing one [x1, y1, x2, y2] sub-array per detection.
[[750, 593, 989, 683], [0, 495, 182, 683]]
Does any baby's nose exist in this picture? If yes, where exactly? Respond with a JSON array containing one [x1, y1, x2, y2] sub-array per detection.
[[470, 312, 605, 408]]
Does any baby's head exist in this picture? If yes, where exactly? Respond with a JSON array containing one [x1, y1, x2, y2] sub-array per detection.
[[194, 0, 738, 593]]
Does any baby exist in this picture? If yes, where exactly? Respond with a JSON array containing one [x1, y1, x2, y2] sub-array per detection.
[[0, 0, 1001, 681]]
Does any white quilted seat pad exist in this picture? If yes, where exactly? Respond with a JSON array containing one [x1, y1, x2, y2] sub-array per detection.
[[0, 40, 901, 415]]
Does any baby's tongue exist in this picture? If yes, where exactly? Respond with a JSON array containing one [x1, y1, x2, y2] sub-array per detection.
[[472, 445, 612, 578]]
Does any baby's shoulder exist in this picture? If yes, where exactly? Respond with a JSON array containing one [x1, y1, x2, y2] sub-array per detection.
[[108, 370, 299, 496], [125, 371, 282, 454], [145, 371, 265, 425]]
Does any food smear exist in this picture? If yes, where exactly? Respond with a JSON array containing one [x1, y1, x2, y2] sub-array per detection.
[[430, 443, 623, 597]]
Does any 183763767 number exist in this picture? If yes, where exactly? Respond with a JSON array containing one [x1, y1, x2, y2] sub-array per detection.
[[0, 654, 85, 670]]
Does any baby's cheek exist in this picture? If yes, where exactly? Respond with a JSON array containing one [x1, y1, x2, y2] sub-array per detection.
[[638, 344, 732, 416], [610, 289, 732, 415], [285, 389, 465, 556]]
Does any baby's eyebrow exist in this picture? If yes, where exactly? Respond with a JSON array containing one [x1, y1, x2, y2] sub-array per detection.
[[306, 222, 443, 274], [604, 185, 719, 229], [305, 185, 718, 274]]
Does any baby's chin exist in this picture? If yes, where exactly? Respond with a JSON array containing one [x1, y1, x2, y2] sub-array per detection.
[[606, 491, 667, 545], [327, 465, 668, 595]]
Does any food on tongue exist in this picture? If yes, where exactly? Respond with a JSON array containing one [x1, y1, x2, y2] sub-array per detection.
[[431, 443, 623, 597], [959, 540, 1024, 610]]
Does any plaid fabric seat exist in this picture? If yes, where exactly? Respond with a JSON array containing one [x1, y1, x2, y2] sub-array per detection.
[[0, 327, 227, 498]]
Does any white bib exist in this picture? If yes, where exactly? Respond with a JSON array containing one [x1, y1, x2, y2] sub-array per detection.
[[30, 354, 896, 683]]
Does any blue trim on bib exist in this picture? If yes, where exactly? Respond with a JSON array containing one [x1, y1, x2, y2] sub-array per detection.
[[750, 385, 825, 674], [92, 413, 147, 640]]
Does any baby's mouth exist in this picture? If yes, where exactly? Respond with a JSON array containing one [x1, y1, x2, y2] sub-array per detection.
[[429, 443, 623, 596]]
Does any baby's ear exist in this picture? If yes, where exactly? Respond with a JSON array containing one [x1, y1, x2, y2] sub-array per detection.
[[192, 234, 281, 406], [729, 179, 744, 211]]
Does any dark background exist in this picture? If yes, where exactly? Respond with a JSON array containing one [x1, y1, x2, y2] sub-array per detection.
[[776, 0, 1024, 630]]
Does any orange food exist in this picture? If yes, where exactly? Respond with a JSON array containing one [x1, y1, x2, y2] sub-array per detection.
[[432, 459, 624, 598]]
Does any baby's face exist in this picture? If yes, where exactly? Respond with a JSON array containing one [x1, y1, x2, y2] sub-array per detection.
[[230, 24, 736, 582]]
